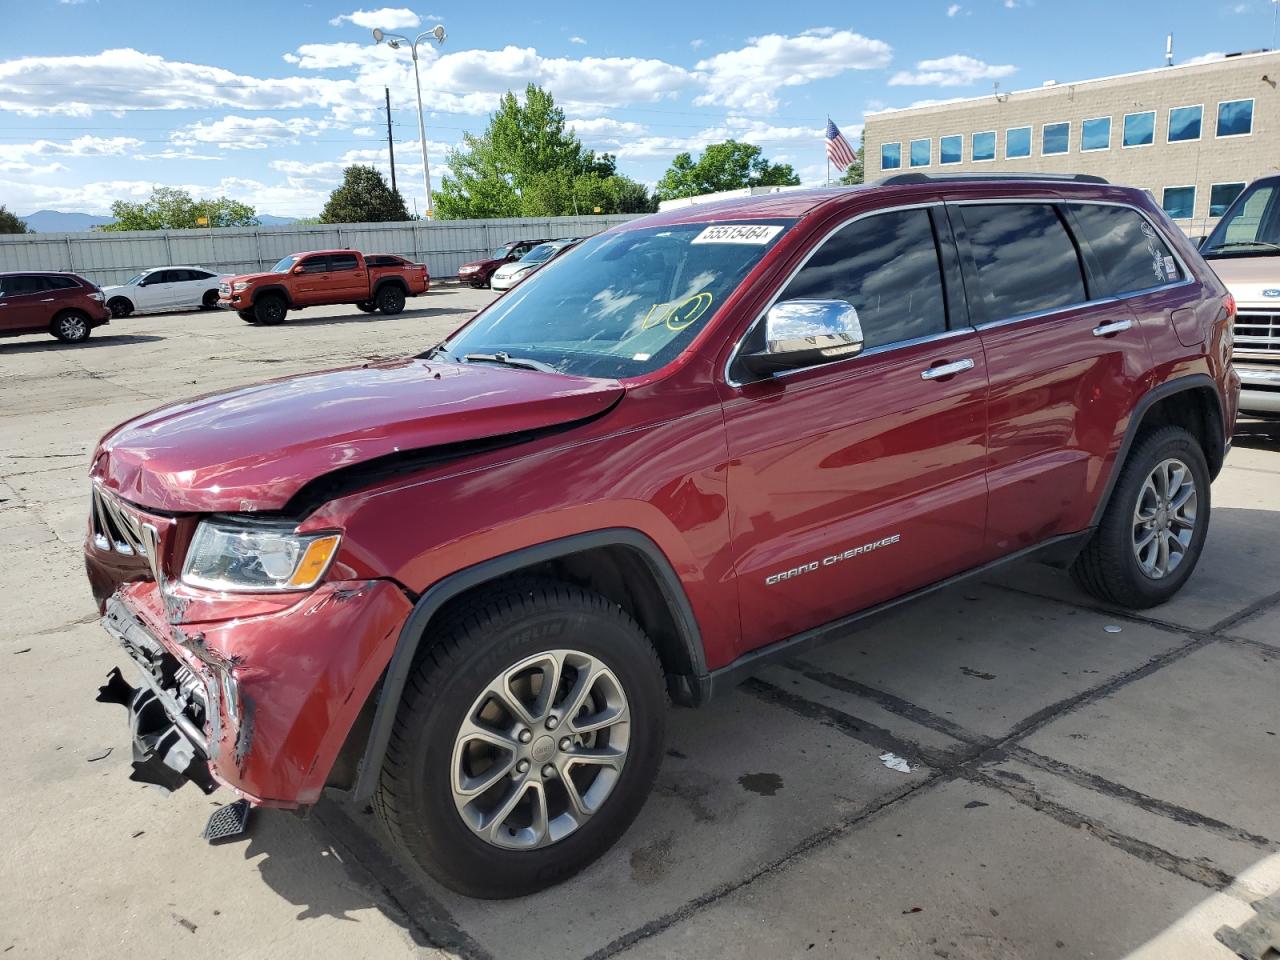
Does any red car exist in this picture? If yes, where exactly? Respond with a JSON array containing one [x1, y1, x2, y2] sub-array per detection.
[[218, 250, 428, 325], [456, 238, 553, 288], [1, 271, 110, 343], [86, 174, 1238, 898]]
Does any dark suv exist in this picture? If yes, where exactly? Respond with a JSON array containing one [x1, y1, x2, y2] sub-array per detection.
[[1, 271, 110, 343], [85, 174, 1238, 898], [457, 238, 553, 287]]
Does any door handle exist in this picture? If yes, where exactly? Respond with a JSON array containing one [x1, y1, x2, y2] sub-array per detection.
[[921, 358, 975, 380], [1092, 319, 1132, 337]]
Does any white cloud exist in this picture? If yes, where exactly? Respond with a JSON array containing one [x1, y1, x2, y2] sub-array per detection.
[[569, 36, 586, 45], [567, 117, 648, 139], [284, 41, 401, 70], [133, 149, 224, 161], [610, 114, 831, 160], [889, 54, 1017, 87], [352, 126, 375, 136], [690, 39, 704, 49], [329, 7, 420, 29], [1183, 51, 1227, 65], [947, 3, 962, 15], [173, 115, 331, 150], [0, 135, 142, 162], [693, 30, 892, 112]]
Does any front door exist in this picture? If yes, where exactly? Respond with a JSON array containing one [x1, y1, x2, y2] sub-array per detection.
[[721, 206, 990, 657], [293, 255, 331, 306], [139, 269, 180, 309], [951, 200, 1157, 556]]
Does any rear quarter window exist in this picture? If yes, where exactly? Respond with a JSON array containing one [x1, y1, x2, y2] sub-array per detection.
[[1064, 203, 1184, 296]]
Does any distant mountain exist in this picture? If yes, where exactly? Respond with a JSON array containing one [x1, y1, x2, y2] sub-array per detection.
[[20, 210, 113, 232], [257, 215, 299, 226]]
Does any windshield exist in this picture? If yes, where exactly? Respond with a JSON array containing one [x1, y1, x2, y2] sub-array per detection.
[[1202, 180, 1280, 258], [124, 273, 144, 286], [439, 220, 793, 378], [490, 245, 515, 260], [271, 255, 298, 273], [521, 243, 559, 264]]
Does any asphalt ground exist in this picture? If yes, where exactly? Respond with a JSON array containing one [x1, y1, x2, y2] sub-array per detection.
[[1, 288, 1277, 960]]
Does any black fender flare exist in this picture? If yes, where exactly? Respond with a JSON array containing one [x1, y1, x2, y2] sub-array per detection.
[[1088, 373, 1226, 529], [248, 284, 292, 308], [348, 527, 706, 801], [371, 277, 408, 300]]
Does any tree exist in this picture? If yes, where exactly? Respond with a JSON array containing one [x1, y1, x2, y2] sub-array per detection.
[[102, 187, 259, 231], [838, 145, 865, 186], [654, 140, 799, 201], [319, 165, 410, 223], [0, 205, 28, 234], [436, 84, 655, 219]]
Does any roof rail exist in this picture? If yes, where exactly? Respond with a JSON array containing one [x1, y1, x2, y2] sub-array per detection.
[[876, 172, 1109, 187]]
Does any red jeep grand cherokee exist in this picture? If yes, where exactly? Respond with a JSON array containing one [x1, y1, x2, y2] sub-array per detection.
[[86, 174, 1239, 898]]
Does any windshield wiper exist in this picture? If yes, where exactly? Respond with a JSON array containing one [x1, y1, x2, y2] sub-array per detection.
[[462, 351, 558, 373], [1205, 240, 1280, 254]]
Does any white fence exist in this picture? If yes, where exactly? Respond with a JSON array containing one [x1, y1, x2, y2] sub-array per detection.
[[0, 214, 640, 287]]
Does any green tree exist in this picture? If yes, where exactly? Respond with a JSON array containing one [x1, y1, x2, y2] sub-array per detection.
[[102, 186, 258, 231], [0, 205, 29, 234], [319, 165, 410, 223], [654, 140, 799, 201], [436, 84, 655, 219], [838, 145, 865, 186]]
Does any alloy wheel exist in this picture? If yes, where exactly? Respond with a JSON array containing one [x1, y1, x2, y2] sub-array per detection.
[[450, 649, 630, 851], [1132, 457, 1197, 580], [58, 315, 88, 341]]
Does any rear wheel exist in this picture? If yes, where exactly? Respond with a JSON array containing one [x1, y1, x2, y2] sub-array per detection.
[[377, 285, 406, 315], [106, 297, 133, 319], [1071, 425, 1210, 609], [376, 578, 667, 899], [201, 290, 219, 309], [253, 294, 287, 326], [356, 300, 378, 313], [51, 311, 91, 344]]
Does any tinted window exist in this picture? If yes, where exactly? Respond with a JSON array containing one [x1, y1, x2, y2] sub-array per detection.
[[298, 257, 329, 273], [1042, 122, 1069, 155], [940, 135, 962, 164], [972, 131, 996, 161], [1209, 183, 1245, 218], [881, 142, 901, 170], [1162, 186, 1195, 220], [1082, 117, 1111, 151], [1168, 105, 1202, 142], [44, 275, 79, 289], [909, 138, 931, 167], [1217, 99, 1253, 137], [189, 269, 215, 280], [330, 253, 359, 271], [1066, 203, 1183, 295], [1006, 126, 1031, 158], [777, 209, 946, 350], [1, 275, 47, 295], [959, 204, 1086, 320], [1123, 111, 1155, 147], [170, 270, 194, 282]]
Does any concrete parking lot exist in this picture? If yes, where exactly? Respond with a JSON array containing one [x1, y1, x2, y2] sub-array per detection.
[[1, 288, 1276, 960]]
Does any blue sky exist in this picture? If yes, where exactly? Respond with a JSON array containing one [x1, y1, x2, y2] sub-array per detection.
[[0, 0, 1273, 217]]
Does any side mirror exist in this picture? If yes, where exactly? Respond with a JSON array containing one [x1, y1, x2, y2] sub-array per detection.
[[292, 265, 305, 274], [739, 299, 865, 378]]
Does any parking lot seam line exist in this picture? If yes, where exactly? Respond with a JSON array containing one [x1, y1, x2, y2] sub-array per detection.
[[781, 659, 996, 748], [311, 798, 496, 960], [1006, 746, 1277, 849], [1208, 588, 1280, 636], [988, 581, 1202, 638], [1219, 464, 1280, 476], [1219, 634, 1280, 656], [965, 770, 1236, 890], [582, 771, 946, 960]]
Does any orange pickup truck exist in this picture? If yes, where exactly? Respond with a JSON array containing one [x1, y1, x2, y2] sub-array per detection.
[[219, 250, 429, 325]]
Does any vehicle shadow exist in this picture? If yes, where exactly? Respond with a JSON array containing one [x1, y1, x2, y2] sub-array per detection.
[[0, 334, 166, 354], [1233, 417, 1280, 453], [259, 306, 479, 330]]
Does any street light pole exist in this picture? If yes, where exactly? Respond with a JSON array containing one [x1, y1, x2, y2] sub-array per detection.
[[373, 24, 446, 219]]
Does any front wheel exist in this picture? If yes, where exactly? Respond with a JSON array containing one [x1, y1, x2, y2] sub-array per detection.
[[201, 290, 219, 309], [107, 297, 132, 319], [376, 578, 667, 898], [51, 311, 91, 343], [253, 294, 287, 326], [1071, 425, 1211, 609], [377, 285, 405, 315]]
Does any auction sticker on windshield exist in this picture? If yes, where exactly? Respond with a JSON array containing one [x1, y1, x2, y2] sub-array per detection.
[[691, 224, 785, 245]]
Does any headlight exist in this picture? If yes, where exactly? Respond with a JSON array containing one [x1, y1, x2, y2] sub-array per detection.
[[182, 519, 341, 592], [232, 281, 250, 292]]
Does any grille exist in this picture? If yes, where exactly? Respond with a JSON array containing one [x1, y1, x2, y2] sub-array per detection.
[[218, 282, 230, 296], [90, 485, 161, 580], [1235, 311, 1280, 359]]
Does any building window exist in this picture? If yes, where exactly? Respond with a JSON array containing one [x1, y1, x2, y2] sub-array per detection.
[[1042, 121, 1069, 155], [910, 138, 931, 167], [972, 130, 996, 162], [940, 134, 963, 164], [1216, 98, 1254, 137], [881, 142, 902, 170], [1167, 105, 1203, 143], [1081, 117, 1111, 152], [1209, 182, 1246, 217], [1006, 126, 1032, 159], [1123, 111, 1156, 147], [1162, 186, 1196, 220]]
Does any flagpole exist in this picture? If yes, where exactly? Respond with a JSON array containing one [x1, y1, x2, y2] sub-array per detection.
[[826, 116, 831, 185]]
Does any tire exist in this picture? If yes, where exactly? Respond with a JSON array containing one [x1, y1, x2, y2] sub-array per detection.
[[253, 294, 287, 326], [201, 290, 219, 309], [376, 285, 406, 315], [376, 577, 667, 899], [238, 310, 257, 324], [106, 297, 133, 319], [1070, 425, 1211, 609], [356, 301, 378, 313], [50, 310, 91, 344]]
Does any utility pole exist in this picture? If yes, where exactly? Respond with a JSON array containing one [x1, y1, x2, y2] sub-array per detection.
[[384, 87, 398, 196]]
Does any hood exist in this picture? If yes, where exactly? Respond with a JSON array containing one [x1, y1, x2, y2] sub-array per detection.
[[94, 358, 623, 513], [100, 283, 129, 294], [225, 271, 278, 285], [459, 257, 500, 272], [1205, 255, 1280, 306], [493, 262, 531, 279]]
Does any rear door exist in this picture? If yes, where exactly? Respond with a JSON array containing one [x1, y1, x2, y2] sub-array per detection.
[[952, 199, 1155, 556], [722, 205, 990, 655], [327, 252, 367, 302], [0, 275, 49, 333]]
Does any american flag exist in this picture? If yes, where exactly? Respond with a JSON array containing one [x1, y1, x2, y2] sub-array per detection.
[[825, 119, 856, 172]]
